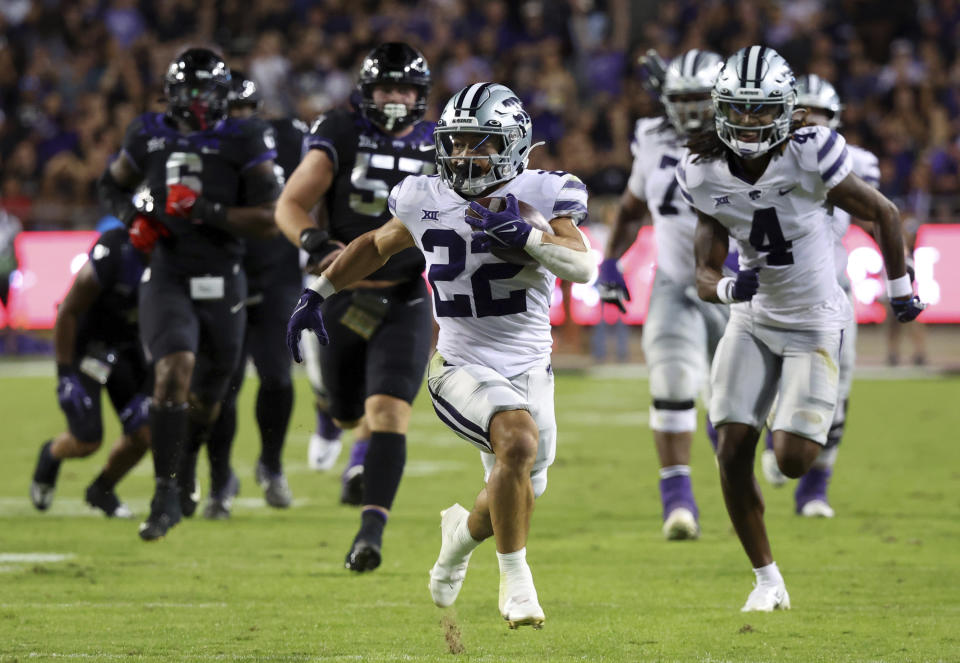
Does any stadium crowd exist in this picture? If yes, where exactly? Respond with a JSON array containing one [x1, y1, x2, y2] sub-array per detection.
[[1, 0, 960, 233]]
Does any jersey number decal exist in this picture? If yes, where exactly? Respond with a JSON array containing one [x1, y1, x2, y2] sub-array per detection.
[[422, 229, 526, 318], [657, 155, 680, 216], [165, 152, 203, 192], [350, 153, 433, 217], [749, 207, 794, 265]]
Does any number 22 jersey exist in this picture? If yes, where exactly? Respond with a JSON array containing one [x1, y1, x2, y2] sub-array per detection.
[[389, 170, 589, 377], [677, 125, 853, 330]]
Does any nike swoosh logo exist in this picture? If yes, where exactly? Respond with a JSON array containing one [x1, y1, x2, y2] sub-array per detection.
[[230, 301, 245, 314], [407, 298, 424, 306], [778, 186, 796, 195], [418, 144, 435, 152], [292, 301, 308, 315]]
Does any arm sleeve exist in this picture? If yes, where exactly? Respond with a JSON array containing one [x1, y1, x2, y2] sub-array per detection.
[[119, 116, 147, 173], [813, 127, 853, 191], [303, 111, 350, 173], [625, 121, 648, 200], [87, 229, 126, 287], [551, 174, 589, 225]]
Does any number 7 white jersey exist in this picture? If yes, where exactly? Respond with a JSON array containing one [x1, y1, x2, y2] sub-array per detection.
[[389, 169, 589, 376], [678, 125, 853, 330]]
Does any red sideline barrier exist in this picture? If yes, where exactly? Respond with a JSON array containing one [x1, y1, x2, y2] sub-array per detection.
[[5, 226, 957, 330]]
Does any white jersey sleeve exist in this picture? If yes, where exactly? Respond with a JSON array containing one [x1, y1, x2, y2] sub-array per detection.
[[626, 118, 663, 200], [794, 125, 853, 192], [550, 173, 589, 225]]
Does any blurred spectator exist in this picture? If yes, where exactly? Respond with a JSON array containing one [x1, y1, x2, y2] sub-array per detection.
[[0, 0, 958, 230]]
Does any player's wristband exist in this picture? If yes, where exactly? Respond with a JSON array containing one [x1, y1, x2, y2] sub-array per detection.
[[716, 277, 736, 304], [193, 197, 227, 228], [56, 363, 74, 379], [524, 227, 544, 250], [886, 274, 913, 299], [307, 275, 337, 299]]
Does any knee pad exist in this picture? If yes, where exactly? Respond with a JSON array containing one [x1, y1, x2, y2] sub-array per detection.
[[650, 399, 697, 433], [648, 355, 704, 405]]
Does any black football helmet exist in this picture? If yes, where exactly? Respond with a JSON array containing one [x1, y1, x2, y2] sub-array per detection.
[[227, 70, 262, 111], [164, 48, 232, 131], [357, 42, 431, 132]]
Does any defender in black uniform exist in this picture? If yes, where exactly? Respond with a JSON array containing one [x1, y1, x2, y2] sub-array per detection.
[[97, 48, 282, 540], [276, 43, 435, 571], [30, 228, 151, 518], [200, 73, 306, 517]]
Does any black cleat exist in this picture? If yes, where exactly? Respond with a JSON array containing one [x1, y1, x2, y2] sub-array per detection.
[[138, 480, 182, 541], [344, 538, 382, 572], [30, 440, 61, 511], [202, 472, 239, 520], [178, 451, 201, 518], [85, 482, 133, 518], [340, 465, 364, 506]]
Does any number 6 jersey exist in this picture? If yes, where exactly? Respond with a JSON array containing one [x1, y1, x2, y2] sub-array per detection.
[[678, 125, 853, 330], [389, 170, 589, 376]]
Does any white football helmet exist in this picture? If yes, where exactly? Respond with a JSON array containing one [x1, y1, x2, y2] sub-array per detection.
[[435, 83, 540, 197], [795, 74, 842, 129], [712, 45, 797, 159], [662, 49, 724, 136]]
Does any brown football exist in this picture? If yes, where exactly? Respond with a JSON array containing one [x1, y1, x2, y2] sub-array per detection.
[[465, 196, 553, 265]]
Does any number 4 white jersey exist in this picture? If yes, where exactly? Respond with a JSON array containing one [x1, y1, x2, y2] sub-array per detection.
[[626, 118, 697, 285], [678, 125, 853, 330], [389, 169, 589, 376]]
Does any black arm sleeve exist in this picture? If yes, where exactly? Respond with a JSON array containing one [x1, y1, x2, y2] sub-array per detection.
[[97, 167, 137, 226]]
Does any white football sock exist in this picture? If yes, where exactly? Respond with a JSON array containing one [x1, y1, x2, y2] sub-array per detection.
[[753, 561, 784, 587], [497, 548, 534, 590]]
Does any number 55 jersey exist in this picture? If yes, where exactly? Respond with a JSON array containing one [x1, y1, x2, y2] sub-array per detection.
[[389, 169, 589, 377], [678, 125, 853, 330], [305, 108, 436, 283]]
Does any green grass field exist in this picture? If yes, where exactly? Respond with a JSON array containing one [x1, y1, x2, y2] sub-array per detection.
[[0, 368, 957, 662]]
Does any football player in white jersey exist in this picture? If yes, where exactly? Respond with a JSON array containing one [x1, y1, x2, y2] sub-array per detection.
[[680, 46, 924, 612], [598, 49, 725, 541], [759, 74, 882, 519], [287, 83, 596, 628]]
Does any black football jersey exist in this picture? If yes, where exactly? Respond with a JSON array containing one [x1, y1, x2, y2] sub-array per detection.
[[75, 229, 147, 351], [120, 112, 280, 272], [243, 117, 308, 288], [304, 109, 436, 281]]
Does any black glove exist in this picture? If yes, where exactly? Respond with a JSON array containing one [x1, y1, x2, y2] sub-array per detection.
[[301, 228, 341, 267]]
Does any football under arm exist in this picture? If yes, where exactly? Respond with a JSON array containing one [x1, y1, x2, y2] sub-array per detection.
[[694, 210, 732, 303], [525, 216, 597, 284], [54, 262, 102, 367], [606, 189, 648, 259], [275, 149, 335, 246], [306, 217, 415, 296], [827, 172, 908, 283]]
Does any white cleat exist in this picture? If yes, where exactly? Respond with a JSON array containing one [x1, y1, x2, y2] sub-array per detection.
[[761, 449, 788, 487], [741, 582, 791, 612], [662, 507, 700, 540], [799, 499, 835, 518], [307, 434, 342, 472], [428, 504, 472, 608], [501, 592, 545, 629]]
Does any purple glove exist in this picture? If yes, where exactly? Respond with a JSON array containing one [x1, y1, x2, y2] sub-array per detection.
[[597, 258, 630, 313], [465, 194, 532, 249], [57, 371, 93, 417], [731, 268, 760, 301], [891, 295, 925, 322], [287, 289, 328, 362]]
